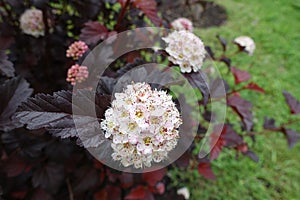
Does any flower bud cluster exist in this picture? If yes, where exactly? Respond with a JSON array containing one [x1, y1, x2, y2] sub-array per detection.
[[66, 64, 89, 85]]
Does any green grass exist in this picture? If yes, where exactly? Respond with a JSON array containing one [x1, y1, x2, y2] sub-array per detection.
[[170, 0, 300, 199]]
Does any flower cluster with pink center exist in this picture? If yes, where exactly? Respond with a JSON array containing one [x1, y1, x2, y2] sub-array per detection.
[[233, 36, 256, 55], [19, 8, 46, 38], [66, 64, 89, 85], [171, 18, 193, 32], [101, 82, 182, 168], [163, 30, 206, 73], [66, 41, 88, 60]]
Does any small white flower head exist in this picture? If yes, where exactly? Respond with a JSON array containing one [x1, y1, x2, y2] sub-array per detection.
[[19, 8, 46, 38], [66, 41, 89, 60], [177, 187, 190, 200], [233, 36, 256, 55], [163, 30, 206, 73], [101, 82, 182, 169], [171, 18, 193, 32]]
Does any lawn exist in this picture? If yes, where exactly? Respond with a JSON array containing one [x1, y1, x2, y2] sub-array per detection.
[[171, 0, 300, 199]]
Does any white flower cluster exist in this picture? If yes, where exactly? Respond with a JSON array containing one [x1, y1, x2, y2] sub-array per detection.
[[101, 82, 182, 169], [233, 36, 256, 55], [19, 8, 46, 38], [163, 30, 206, 73], [171, 18, 193, 32]]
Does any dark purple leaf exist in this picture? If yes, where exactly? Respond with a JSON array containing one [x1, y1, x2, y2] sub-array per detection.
[[210, 136, 225, 161], [80, 21, 109, 45], [217, 35, 227, 52], [32, 162, 64, 192], [114, 63, 180, 91], [230, 67, 251, 84], [97, 76, 117, 95], [31, 0, 49, 9], [6, 0, 23, 7], [94, 185, 121, 200], [184, 71, 209, 104], [243, 150, 259, 162], [125, 186, 154, 200], [282, 128, 300, 148], [227, 95, 253, 131], [0, 36, 14, 50], [120, 173, 134, 189], [209, 124, 243, 160], [0, 50, 14, 77], [0, 77, 33, 131], [244, 82, 265, 93], [205, 46, 214, 59], [203, 110, 216, 123], [221, 125, 244, 147], [3, 155, 27, 177], [116, 58, 145, 77], [1, 130, 47, 158], [220, 57, 231, 67], [142, 168, 167, 187], [263, 117, 277, 129], [73, 167, 99, 194], [132, 0, 162, 26], [118, 0, 129, 7], [125, 186, 146, 200], [71, 0, 101, 19], [31, 188, 53, 200], [11, 191, 27, 199], [159, 189, 185, 200], [15, 90, 111, 147], [16, 91, 74, 135], [175, 150, 191, 168], [282, 91, 300, 114], [45, 139, 74, 160], [209, 77, 229, 98], [105, 0, 118, 3], [198, 162, 216, 180]]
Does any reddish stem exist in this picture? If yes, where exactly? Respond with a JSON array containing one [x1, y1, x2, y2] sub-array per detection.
[[227, 82, 259, 96], [246, 118, 300, 137], [114, 0, 131, 32]]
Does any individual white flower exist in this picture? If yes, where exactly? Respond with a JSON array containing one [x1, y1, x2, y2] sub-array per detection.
[[163, 30, 206, 73], [233, 36, 256, 55], [101, 82, 182, 169], [19, 8, 47, 38], [171, 18, 193, 32], [177, 187, 190, 200]]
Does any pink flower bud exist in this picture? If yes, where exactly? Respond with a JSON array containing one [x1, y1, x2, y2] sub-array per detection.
[[66, 41, 89, 60], [66, 64, 89, 85]]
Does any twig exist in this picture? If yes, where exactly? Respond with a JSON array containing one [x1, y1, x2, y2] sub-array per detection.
[[66, 178, 74, 200], [42, 7, 50, 36], [246, 118, 300, 137], [114, 0, 131, 32], [281, 118, 300, 126], [246, 128, 281, 137]]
